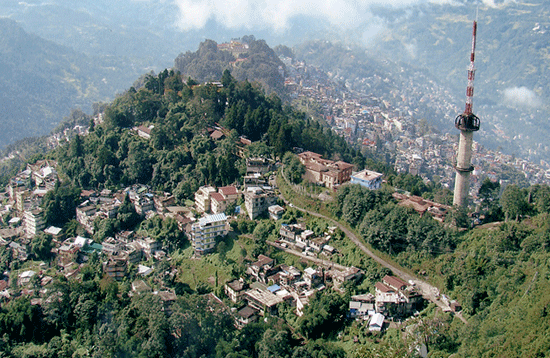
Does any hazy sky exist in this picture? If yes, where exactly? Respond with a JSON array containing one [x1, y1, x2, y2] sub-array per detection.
[[173, 0, 428, 31]]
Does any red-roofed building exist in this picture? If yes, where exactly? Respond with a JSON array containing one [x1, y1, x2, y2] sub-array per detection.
[[374, 276, 422, 316], [195, 185, 239, 214], [219, 186, 239, 200], [210, 192, 227, 214], [297, 151, 353, 189], [383, 275, 408, 291], [393, 193, 450, 222]]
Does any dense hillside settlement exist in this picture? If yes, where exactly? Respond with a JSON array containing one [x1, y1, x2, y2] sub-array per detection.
[[1, 49, 550, 357]]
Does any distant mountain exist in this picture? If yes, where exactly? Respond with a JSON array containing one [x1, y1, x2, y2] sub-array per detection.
[[0, 0, 183, 72], [0, 18, 136, 148]]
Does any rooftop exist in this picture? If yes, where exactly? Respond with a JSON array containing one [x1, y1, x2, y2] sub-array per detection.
[[245, 288, 284, 307], [198, 213, 227, 226], [352, 169, 383, 181], [383, 275, 408, 290], [219, 186, 238, 196]]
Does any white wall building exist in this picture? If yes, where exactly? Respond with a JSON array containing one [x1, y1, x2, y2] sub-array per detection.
[[191, 213, 228, 256]]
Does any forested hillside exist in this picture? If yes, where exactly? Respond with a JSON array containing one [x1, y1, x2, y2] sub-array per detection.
[[0, 68, 373, 358], [2, 63, 550, 356], [52, 69, 364, 199], [328, 177, 550, 357]]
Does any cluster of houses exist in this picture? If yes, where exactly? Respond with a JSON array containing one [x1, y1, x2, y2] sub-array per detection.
[[224, 246, 424, 331], [279, 223, 337, 257], [4, 160, 59, 238], [225, 253, 364, 328], [0, 153, 424, 331]]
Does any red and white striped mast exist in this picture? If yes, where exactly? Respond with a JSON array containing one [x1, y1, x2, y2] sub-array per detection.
[[464, 19, 477, 115], [453, 15, 481, 208]]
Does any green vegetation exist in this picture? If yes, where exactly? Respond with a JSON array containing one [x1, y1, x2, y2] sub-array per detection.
[[175, 36, 286, 97], [3, 41, 550, 356], [324, 171, 550, 356], [51, 69, 363, 202]]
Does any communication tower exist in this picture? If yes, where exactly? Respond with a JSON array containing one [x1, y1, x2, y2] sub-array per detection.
[[453, 19, 480, 207]]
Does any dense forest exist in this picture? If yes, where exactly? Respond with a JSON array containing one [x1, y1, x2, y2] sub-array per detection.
[[61, 69, 359, 191]]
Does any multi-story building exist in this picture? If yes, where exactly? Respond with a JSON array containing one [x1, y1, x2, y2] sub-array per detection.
[[224, 278, 248, 303], [103, 257, 127, 281], [297, 151, 353, 189], [374, 275, 423, 316], [23, 208, 46, 238], [195, 186, 216, 213], [210, 192, 228, 214], [197, 185, 239, 214], [246, 157, 272, 175], [243, 288, 284, 316], [280, 223, 304, 242], [76, 204, 97, 234], [268, 205, 285, 220], [244, 186, 277, 220], [134, 195, 155, 216], [190, 213, 228, 256], [136, 237, 160, 258]]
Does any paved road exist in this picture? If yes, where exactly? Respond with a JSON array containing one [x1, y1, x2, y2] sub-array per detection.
[[282, 198, 468, 324]]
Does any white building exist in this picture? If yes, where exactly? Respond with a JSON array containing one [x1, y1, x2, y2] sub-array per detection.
[[191, 213, 228, 256], [369, 313, 385, 331], [23, 208, 46, 238], [350, 169, 383, 190], [194, 186, 216, 213], [244, 186, 277, 220]]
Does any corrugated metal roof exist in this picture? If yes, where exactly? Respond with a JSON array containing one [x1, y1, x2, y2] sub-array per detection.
[[199, 213, 227, 226]]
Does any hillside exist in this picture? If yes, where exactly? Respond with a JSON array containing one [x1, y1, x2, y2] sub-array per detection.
[[0, 18, 137, 148], [370, 0, 550, 161], [174, 37, 287, 97], [1, 63, 550, 356]]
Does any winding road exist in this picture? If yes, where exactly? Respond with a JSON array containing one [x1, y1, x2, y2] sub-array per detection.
[[280, 196, 468, 324]]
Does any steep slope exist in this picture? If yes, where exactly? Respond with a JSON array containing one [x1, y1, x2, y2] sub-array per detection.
[[0, 18, 135, 148]]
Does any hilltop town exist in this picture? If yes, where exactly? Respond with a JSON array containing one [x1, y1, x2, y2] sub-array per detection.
[[0, 141, 435, 336], [281, 55, 550, 202], [1, 38, 549, 357]]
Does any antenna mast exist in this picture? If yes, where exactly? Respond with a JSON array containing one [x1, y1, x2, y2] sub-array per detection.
[[464, 20, 477, 115], [453, 18, 481, 207]]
